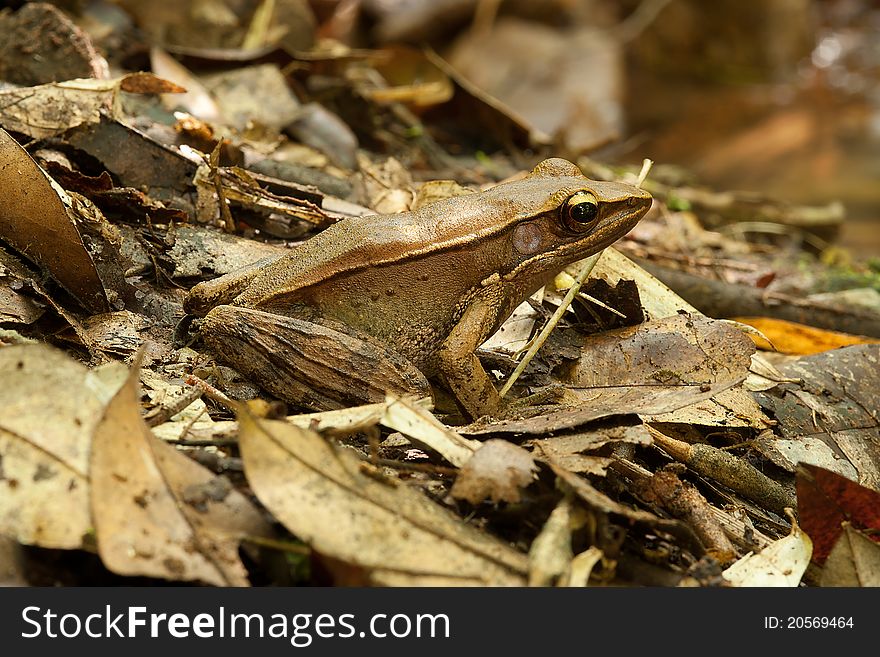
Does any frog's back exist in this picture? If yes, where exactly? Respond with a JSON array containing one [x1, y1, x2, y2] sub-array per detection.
[[233, 191, 520, 309]]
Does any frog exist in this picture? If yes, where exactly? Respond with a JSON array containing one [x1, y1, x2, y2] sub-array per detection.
[[184, 158, 652, 419]]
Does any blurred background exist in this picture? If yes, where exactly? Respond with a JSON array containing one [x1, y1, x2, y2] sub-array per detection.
[[4, 0, 878, 256]]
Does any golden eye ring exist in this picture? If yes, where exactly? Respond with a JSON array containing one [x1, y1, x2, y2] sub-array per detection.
[[560, 191, 599, 232]]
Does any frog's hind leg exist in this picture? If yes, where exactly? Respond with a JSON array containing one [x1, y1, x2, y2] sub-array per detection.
[[199, 305, 431, 410]]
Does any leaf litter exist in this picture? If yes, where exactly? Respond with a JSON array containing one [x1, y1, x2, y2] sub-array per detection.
[[0, 0, 877, 588]]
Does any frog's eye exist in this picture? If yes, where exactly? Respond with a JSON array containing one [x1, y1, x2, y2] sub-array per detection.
[[560, 191, 599, 232]]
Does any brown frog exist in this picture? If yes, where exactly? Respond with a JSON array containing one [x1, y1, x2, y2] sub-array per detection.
[[185, 158, 652, 418]]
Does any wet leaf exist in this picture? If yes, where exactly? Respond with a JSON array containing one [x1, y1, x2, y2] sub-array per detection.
[[237, 410, 527, 585], [450, 439, 537, 504], [91, 360, 270, 585]]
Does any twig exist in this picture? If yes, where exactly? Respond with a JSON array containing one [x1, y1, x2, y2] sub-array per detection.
[[499, 252, 602, 397]]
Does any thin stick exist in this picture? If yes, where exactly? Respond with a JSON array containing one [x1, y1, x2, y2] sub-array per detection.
[[499, 252, 602, 397]]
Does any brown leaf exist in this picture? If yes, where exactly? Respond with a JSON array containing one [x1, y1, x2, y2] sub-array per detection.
[[528, 422, 651, 476], [237, 410, 527, 585], [450, 439, 537, 504], [756, 345, 880, 490], [0, 128, 109, 313], [118, 71, 187, 94], [466, 313, 754, 436], [91, 360, 270, 586], [796, 463, 880, 566], [0, 345, 126, 548], [819, 524, 880, 587]]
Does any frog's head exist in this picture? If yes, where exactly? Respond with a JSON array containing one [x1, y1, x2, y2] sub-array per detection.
[[488, 158, 652, 287]]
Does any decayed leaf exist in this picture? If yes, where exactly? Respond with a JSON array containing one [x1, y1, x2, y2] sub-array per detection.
[[91, 361, 270, 586], [237, 410, 527, 585], [528, 496, 574, 586], [0, 128, 109, 313], [722, 515, 812, 587], [796, 463, 880, 565], [756, 345, 880, 491], [560, 312, 754, 403], [0, 74, 182, 139], [0, 345, 126, 548], [528, 422, 650, 476], [591, 247, 699, 320], [819, 524, 880, 587], [450, 439, 537, 504], [467, 313, 754, 436]]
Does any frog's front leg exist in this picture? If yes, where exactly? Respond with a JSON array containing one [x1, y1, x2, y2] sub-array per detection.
[[199, 305, 431, 410], [436, 282, 507, 419]]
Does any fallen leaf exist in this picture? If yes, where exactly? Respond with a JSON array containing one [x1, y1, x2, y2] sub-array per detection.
[[0, 345, 126, 548], [450, 439, 537, 504], [722, 515, 812, 586], [734, 316, 878, 354], [0, 74, 180, 139], [466, 313, 754, 436], [237, 410, 527, 585], [91, 360, 270, 585], [756, 345, 880, 490], [381, 394, 479, 467], [527, 422, 651, 477], [819, 524, 880, 587], [0, 128, 109, 313], [796, 463, 880, 565], [527, 495, 575, 586], [563, 546, 603, 587]]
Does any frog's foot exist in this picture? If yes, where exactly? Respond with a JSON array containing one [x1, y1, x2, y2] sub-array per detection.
[[200, 305, 432, 411]]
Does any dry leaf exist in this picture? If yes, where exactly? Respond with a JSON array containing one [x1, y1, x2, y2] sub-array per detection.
[[0, 74, 180, 139], [756, 345, 880, 490], [0, 345, 126, 548], [381, 394, 479, 467], [796, 463, 880, 565], [819, 524, 880, 587], [591, 247, 699, 320], [722, 515, 812, 587], [467, 313, 754, 436], [91, 361, 270, 586], [237, 410, 527, 585], [450, 439, 537, 504], [0, 128, 109, 313], [734, 316, 878, 355], [528, 423, 650, 476], [563, 547, 603, 587], [527, 496, 574, 586]]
